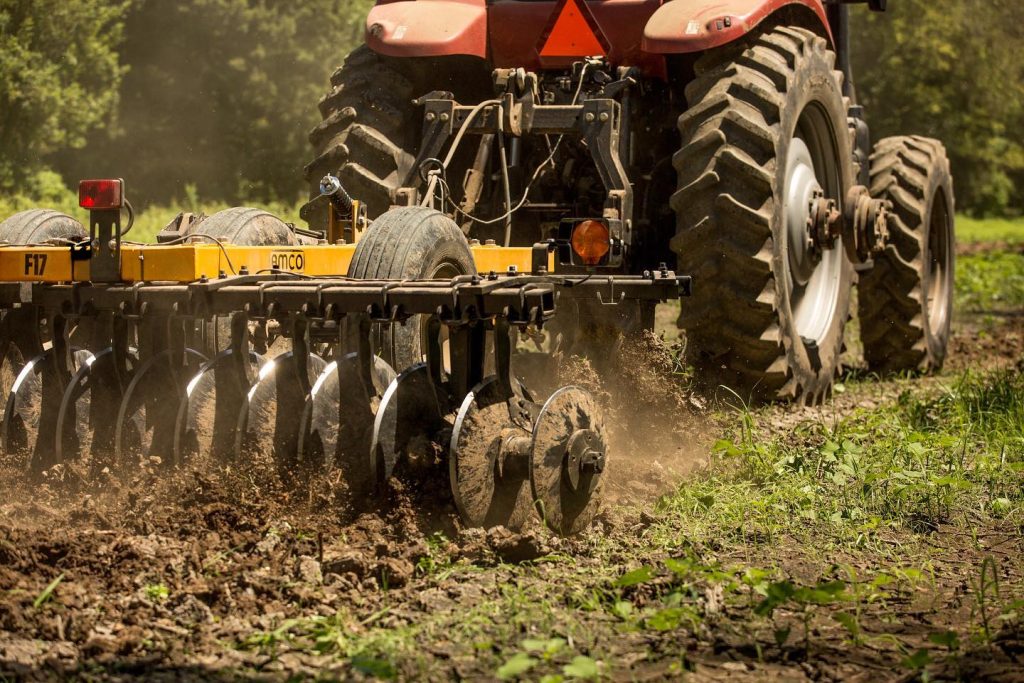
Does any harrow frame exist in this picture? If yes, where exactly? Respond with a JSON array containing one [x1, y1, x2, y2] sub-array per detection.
[[0, 221, 688, 534]]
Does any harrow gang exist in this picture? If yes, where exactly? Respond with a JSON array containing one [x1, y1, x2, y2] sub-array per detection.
[[0, 219, 687, 535]]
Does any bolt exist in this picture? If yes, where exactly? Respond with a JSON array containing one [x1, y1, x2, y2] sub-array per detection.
[[439, 112, 450, 122], [581, 450, 606, 474], [199, 274, 209, 283], [584, 112, 596, 123], [239, 265, 249, 275], [425, 111, 436, 122], [219, 270, 227, 279], [484, 239, 496, 246], [507, 264, 518, 274], [598, 112, 609, 123]]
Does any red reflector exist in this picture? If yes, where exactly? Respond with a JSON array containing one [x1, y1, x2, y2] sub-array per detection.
[[571, 220, 611, 266], [79, 179, 124, 210], [538, 0, 607, 59]]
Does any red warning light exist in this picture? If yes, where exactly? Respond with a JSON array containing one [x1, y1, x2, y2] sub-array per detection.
[[79, 179, 124, 210], [538, 0, 608, 59]]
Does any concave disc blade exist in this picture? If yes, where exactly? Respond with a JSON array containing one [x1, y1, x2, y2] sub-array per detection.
[[1, 349, 92, 474], [0, 339, 26, 416], [529, 386, 608, 536], [55, 347, 137, 470], [297, 352, 395, 497], [371, 363, 449, 487], [114, 348, 207, 467], [174, 349, 263, 466], [449, 376, 534, 531], [234, 350, 327, 482]]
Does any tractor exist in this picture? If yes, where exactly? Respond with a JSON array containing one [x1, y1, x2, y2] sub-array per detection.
[[302, 0, 955, 401], [0, 0, 954, 536]]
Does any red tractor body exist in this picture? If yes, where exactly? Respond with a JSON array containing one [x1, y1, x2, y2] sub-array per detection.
[[366, 0, 832, 74]]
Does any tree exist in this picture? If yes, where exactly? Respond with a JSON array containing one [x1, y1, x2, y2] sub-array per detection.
[[0, 0, 129, 190], [851, 0, 1024, 215], [53, 0, 371, 207]]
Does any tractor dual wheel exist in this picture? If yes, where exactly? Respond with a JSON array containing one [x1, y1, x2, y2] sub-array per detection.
[[672, 26, 855, 404], [859, 137, 955, 373]]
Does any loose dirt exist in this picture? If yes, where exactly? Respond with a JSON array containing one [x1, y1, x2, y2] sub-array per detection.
[[0, 308, 1021, 680]]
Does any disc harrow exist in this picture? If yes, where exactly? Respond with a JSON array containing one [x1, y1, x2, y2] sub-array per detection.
[[0, 197, 688, 535]]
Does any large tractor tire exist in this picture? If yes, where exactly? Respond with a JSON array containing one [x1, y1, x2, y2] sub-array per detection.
[[859, 137, 955, 373], [347, 206, 476, 370], [672, 26, 855, 404], [302, 46, 491, 231]]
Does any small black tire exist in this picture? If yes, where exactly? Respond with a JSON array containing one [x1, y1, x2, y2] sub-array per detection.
[[192, 207, 297, 246], [859, 137, 955, 373], [0, 209, 86, 244], [347, 206, 476, 369]]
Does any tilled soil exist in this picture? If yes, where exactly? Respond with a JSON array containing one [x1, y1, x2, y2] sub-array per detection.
[[1, 312, 1022, 681]]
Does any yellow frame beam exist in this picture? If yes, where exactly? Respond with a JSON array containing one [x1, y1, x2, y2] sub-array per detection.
[[0, 243, 554, 283]]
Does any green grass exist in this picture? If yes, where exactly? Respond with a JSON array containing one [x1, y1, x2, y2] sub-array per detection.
[[957, 251, 1024, 314], [957, 215, 1024, 244]]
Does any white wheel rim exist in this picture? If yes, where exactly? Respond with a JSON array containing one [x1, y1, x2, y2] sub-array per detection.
[[783, 137, 843, 345]]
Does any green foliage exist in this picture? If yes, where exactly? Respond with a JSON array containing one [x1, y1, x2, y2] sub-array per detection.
[[851, 0, 1024, 215], [144, 583, 169, 602], [957, 252, 1024, 314], [657, 368, 1024, 549], [0, 0, 130, 190], [33, 572, 64, 609], [52, 0, 373, 207]]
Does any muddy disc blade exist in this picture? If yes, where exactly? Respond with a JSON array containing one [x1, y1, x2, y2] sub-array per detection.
[[0, 341, 26, 431], [450, 377, 534, 531], [55, 347, 137, 469], [297, 352, 395, 495], [1, 349, 92, 473], [371, 363, 449, 487], [174, 349, 263, 466], [530, 386, 608, 536], [234, 350, 327, 481], [114, 348, 207, 467]]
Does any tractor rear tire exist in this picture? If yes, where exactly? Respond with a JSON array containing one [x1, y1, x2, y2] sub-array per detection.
[[858, 137, 955, 373], [302, 46, 491, 231], [672, 26, 855, 404], [347, 206, 476, 370]]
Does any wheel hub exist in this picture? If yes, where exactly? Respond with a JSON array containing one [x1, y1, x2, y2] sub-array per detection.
[[786, 139, 830, 286]]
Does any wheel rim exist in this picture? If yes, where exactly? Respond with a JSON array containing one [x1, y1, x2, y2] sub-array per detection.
[[783, 106, 844, 345], [926, 188, 954, 334]]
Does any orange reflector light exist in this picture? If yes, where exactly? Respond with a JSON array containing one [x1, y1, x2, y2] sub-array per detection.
[[79, 179, 124, 210], [570, 220, 611, 266]]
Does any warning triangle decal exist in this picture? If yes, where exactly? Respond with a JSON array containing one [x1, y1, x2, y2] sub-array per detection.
[[538, 0, 608, 59]]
